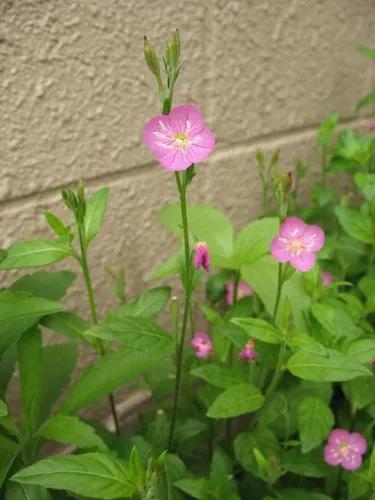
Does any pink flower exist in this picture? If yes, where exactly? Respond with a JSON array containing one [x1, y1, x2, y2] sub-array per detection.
[[191, 331, 213, 359], [368, 122, 375, 132], [238, 340, 258, 361], [324, 429, 367, 471], [270, 216, 325, 272], [321, 270, 333, 286], [143, 104, 215, 171], [194, 242, 210, 272], [226, 280, 253, 305]]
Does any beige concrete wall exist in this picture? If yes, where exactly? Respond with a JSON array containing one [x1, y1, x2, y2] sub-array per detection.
[[1, 0, 374, 317]]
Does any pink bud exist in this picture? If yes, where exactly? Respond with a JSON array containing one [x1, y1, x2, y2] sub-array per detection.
[[191, 331, 213, 359], [238, 340, 258, 361], [321, 270, 333, 286], [194, 242, 210, 272], [368, 122, 375, 132]]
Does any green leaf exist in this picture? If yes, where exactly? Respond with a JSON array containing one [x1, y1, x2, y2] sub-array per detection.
[[43, 210, 69, 239], [37, 415, 108, 451], [174, 478, 207, 499], [0, 399, 8, 417], [60, 342, 173, 415], [147, 249, 179, 280], [85, 316, 173, 353], [174, 419, 207, 445], [18, 327, 43, 436], [242, 255, 310, 331], [10, 270, 76, 300], [317, 112, 339, 147], [346, 339, 375, 363], [0, 344, 17, 395], [210, 447, 232, 481], [357, 90, 375, 110], [287, 333, 327, 357], [158, 203, 234, 265], [85, 187, 109, 244], [0, 240, 71, 269], [191, 364, 245, 389], [281, 448, 330, 478], [128, 447, 145, 492], [0, 433, 20, 487], [368, 444, 375, 484], [40, 311, 89, 342], [354, 173, 375, 202], [0, 249, 7, 265], [231, 317, 283, 344], [207, 383, 264, 419], [358, 46, 375, 58], [39, 343, 78, 423], [0, 291, 62, 355], [5, 483, 53, 500], [276, 488, 332, 500], [231, 217, 279, 268], [113, 287, 171, 318], [287, 349, 371, 382], [297, 397, 334, 453], [11, 452, 136, 499], [334, 206, 374, 244]]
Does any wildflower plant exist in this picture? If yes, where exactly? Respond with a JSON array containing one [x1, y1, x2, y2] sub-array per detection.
[[0, 30, 373, 500]]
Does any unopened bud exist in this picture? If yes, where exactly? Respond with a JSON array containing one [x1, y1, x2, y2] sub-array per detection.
[[170, 29, 180, 68], [144, 36, 161, 77]]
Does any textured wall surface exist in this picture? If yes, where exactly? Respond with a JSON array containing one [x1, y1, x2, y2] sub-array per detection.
[[1, 1, 374, 418]]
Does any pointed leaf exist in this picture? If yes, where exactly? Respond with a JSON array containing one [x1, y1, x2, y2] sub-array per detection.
[[0, 240, 71, 269], [297, 397, 334, 453], [11, 453, 136, 499], [10, 270, 76, 301], [85, 188, 109, 244], [231, 317, 283, 344], [207, 383, 264, 419], [40, 311, 89, 342]]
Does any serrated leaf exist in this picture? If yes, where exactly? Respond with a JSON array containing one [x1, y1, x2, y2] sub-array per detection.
[[85, 316, 173, 353], [10, 270, 76, 301], [207, 383, 264, 418], [37, 415, 108, 451], [0, 240, 71, 269], [85, 188, 109, 244], [11, 453, 136, 499], [231, 317, 283, 344], [297, 397, 334, 453], [287, 349, 371, 382]]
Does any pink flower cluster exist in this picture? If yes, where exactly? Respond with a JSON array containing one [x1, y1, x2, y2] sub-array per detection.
[[238, 340, 258, 361], [191, 331, 213, 359], [143, 104, 215, 171], [324, 429, 367, 470], [271, 216, 325, 272]]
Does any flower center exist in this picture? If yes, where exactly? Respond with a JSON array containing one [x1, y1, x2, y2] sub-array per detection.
[[173, 133, 191, 151], [287, 238, 306, 256]]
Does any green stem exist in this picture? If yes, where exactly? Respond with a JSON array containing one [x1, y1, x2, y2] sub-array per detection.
[[168, 172, 192, 450], [77, 224, 121, 436], [321, 146, 327, 186], [272, 263, 283, 323]]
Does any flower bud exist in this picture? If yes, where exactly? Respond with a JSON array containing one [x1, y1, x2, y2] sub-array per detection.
[[170, 29, 180, 68], [144, 36, 161, 78], [194, 241, 210, 272]]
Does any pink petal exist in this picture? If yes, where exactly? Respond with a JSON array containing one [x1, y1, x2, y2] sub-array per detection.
[[303, 225, 325, 252], [279, 216, 306, 240], [328, 429, 350, 446], [226, 281, 234, 305], [289, 251, 316, 272], [143, 114, 172, 150], [341, 451, 362, 471], [169, 104, 204, 135], [348, 433, 367, 455], [187, 127, 216, 163], [324, 444, 341, 466], [239, 281, 253, 296], [271, 237, 291, 263], [155, 148, 191, 171]]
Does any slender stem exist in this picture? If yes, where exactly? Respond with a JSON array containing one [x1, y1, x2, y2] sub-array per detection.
[[321, 145, 327, 186], [233, 270, 240, 303], [168, 172, 192, 450], [272, 263, 283, 323], [77, 224, 121, 436]]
